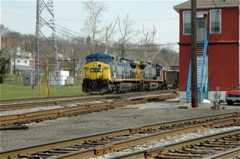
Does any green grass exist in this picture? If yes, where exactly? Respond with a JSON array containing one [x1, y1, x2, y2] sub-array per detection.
[[0, 84, 85, 100]]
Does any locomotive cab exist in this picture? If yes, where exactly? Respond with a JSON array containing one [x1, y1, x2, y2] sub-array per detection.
[[85, 54, 113, 64], [82, 54, 114, 93]]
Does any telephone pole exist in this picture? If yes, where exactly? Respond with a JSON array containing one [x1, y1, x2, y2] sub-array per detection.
[[191, 0, 198, 108]]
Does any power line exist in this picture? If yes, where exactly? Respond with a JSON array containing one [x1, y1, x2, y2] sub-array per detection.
[[2, 10, 179, 49], [1, 11, 34, 18], [55, 24, 87, 37], [2, 11, 177, 23]]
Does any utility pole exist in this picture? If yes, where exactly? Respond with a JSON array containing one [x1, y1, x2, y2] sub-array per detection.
[[191, 0, 198, 108], [121, 43, 125, 57], [13, 50, 16, 74]]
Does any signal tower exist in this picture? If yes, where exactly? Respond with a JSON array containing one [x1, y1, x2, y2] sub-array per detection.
[[35, 0, 58, 85]]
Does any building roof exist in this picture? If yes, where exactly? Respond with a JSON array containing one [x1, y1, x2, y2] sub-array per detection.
[[15, 65, 35, 71], [174, 0, 240, 13]]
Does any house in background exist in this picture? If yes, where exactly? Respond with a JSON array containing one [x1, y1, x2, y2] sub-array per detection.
[[174, 0, 239, 102], [11, 47, 35, 75]]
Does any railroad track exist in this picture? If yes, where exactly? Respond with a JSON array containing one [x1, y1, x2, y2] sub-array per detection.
[[0, 94, 89, 105], [0, 93, 178, 126], [0, 112, 239, 159], [107, 129, 240, 159], [0, 90, 172, 111]]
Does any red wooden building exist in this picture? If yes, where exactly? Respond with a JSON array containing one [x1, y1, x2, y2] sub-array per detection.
[[174, 0, 239, 102]]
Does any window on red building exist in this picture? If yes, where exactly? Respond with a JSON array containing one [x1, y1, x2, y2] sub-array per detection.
[[210, 9, 221, 34], [183, 11, 191, 35]]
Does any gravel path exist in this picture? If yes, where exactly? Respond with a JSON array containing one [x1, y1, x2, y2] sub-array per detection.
[[1, 97, 239, 151]]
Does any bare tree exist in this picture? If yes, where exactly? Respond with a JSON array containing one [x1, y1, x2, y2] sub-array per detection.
[[22, 34, 35, 53], [103, 20, 117, 53], [82, 0, 108, 53], [141, 25, 157, 62], [1, 32, 22, 74], [116, 14, 139, 57], [57, 27, 73, 60], [117, 14, 136, 43]]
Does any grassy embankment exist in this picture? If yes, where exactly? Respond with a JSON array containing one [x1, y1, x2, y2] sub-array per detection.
[[0, 74, 85, 100], [0, 84, 85, 100]]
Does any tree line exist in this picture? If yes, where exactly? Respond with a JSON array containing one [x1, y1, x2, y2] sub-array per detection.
[[1, 0, 178, 76]]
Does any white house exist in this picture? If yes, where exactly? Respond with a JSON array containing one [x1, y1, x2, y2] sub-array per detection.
[[11, 47, 35, 75]]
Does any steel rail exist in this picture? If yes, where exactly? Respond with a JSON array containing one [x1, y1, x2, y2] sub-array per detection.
[[105, 129, 240, 159], [0, 90, 170, 105], [52, 119, 240, 159], [0, 94, 90, 105], [0, 93, 178, 126], [0, 95, 115, 111], [201, 147, 240, 159], [0, 112, 239, 159], [0, 91, 171, 111]]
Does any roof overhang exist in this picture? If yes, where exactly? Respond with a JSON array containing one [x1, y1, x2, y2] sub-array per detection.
[[174, 0, 240, 13]]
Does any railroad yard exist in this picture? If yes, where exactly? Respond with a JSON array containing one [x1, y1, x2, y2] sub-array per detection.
[[0, 91, 240, 159], [2, 0, 240, 159]]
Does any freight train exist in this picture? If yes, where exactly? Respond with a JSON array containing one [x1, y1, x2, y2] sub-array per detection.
[[82, 53, 178, 94]]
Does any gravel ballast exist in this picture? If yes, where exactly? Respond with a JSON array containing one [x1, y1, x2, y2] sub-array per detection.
[[93, 126, 240, 159], [0, 97, 239, 151]]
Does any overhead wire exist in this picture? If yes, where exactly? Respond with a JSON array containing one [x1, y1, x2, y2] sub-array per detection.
[[2, 10, 178, 50]]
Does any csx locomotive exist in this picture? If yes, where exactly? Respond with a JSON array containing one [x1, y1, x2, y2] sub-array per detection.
[[82, 53, 177, 94]]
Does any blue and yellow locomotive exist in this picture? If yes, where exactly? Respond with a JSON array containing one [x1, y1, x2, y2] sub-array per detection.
[[82, 53, 164, 94]]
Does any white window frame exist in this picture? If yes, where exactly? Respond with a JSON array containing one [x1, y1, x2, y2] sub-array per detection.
[[210, 9, 221, 34], [183, 11, 191, 35]]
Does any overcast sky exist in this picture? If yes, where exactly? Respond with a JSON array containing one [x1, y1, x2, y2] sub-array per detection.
[[1, 0, 186, 50]]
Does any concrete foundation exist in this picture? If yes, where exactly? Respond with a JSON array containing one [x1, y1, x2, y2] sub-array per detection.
[[179, 91, 226, 103]]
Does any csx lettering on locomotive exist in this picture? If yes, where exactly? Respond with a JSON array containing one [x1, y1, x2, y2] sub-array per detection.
[[90, 68, 101, 72]]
